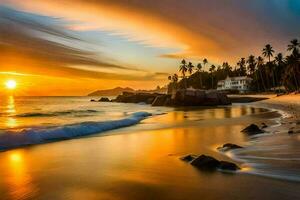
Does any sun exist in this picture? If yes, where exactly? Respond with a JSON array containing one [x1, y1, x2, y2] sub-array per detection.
[[5, 80, 17, 90]]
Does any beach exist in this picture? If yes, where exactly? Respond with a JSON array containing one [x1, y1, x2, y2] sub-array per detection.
[[0, 95, 300, 200]]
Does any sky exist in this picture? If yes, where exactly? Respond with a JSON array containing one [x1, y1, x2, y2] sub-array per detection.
[[0, 0, 300, 96]]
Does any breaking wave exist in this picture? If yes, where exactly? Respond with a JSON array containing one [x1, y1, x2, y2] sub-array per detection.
[[0, 112, 151, 150]]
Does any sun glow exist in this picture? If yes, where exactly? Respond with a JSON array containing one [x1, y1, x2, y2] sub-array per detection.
[[5, 80, 17, 90]]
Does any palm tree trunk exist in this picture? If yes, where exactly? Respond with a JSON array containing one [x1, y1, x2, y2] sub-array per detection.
[[259, 68, 267, 91], [255, 72, 260, 92], [293, 65, 299, 91]]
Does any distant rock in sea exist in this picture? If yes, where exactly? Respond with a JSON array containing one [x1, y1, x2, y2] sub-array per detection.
[[88, 87, 135, 96]]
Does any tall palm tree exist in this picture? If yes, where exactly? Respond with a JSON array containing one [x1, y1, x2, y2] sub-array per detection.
[[179, 59, 188, 88], [237, 58, 246, 76], [262, 44, 275, 63], [287, 39, 300, 53], [247, 55, 256, 75], [262, 44, 275, 87], [222, 62, 231, 76], [187, 62, 194, 75], [257, 56, 267, 91], [285, 50, 300, 91], [196, 63, 203, 89], [209, 65, 216, 89], [203, 58, 208, 71], [247, 55, 259, 91]]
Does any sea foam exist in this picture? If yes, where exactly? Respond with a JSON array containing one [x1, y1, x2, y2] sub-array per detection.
[[0, 111, 151, 150]]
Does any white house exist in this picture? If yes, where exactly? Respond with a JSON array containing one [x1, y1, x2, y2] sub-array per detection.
[[217, 76, 252, 93]]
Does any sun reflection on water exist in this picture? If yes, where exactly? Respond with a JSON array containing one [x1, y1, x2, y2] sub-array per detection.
[[5, 96, 18, 128]]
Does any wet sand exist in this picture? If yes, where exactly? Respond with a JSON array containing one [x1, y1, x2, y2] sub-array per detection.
[[0, 105, 299, 200]]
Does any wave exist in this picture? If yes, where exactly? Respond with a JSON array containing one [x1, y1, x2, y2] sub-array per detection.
[[15, 109, 99, 117], [0, 112, 151, 151]]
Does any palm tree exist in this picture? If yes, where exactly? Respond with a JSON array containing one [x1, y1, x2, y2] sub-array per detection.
[[187, 62, 194, 75], [262, 44, 275, 63], [274, 53, 284, 86], [196, 63, 203, 89], [179, 59, 188, 88], [237, 58, 246, 76], [257, 56, 267, 91], [247, 55, 259, 91], [222, 62, 231, 76], [262, 44, 275, 87], [287, 39, 300, 53], [203, 58, 208, 70], [285, 50, 300, 91], [247, 55, 256, 75], [209, 65, 216, 89]]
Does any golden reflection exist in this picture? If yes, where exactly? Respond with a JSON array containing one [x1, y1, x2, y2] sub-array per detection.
[[7, 151, 37, 199], [6, 96, 16, 114], [5, 96, 18, 128]]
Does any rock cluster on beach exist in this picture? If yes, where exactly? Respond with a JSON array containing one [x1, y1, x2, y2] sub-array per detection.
[[181, 154, 240, 171], [110, 89, 231, 107]]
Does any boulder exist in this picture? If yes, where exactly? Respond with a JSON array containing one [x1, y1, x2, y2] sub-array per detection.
[[191, 155, 220, 170], [113, 92, 159, 104], [217, 143, 243, 152], [90, 99, 96, 102], [182, 154, 240, 172], [241, 124, 265, 135], [180, 154, 197, 162], [218, 161, 240, 171], [99, 97, 110, 102]]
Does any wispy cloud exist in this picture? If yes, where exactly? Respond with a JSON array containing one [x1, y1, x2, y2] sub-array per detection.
[[0, 6, 147, 80]]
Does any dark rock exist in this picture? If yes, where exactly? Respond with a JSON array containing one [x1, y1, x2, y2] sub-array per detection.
[[180, 154, 197, 162], [218, 161, 240, 171], [217, 143, 243, 152], [288, 130, 294, 134], [113, 92, 159, 104], [261, 123, 268, 129], [90, 99, 96, 102], [99, 97, 110, 102], [152, 95, 171, 106], [241, 124, 265, 135], [191, 155, 220, 170]]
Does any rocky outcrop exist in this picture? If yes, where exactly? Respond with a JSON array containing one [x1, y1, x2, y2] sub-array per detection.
[[241, 124, 265, 135], [217, 143, 243, 152], [152, 95, 171, 106], [99, 97, 110, 102], [113, 92, 159, 104], [170, 89, 231, 106], [112, 89, 231, 107], [181, 154, 240, 171]]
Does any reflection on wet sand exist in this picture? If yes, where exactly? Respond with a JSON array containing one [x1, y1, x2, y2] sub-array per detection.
[[5, 150, 37, 200]]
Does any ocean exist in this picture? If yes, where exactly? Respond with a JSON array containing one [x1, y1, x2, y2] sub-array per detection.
[[0, 96, 300, 200]]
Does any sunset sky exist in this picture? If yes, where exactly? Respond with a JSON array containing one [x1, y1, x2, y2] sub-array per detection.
[[1, 0, 300, 96]]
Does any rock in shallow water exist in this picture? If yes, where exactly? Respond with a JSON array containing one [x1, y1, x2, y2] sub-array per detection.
[[191, 155, 220, 170], [180, 154, 197, 162], [241, 124, 265, 135], [182, 154, 240, 172], [218, 161, 240, 171], [217, 143, 243, 152]]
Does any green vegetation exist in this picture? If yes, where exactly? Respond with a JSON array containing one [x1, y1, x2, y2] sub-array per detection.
[[168, 39, 300, 92]]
